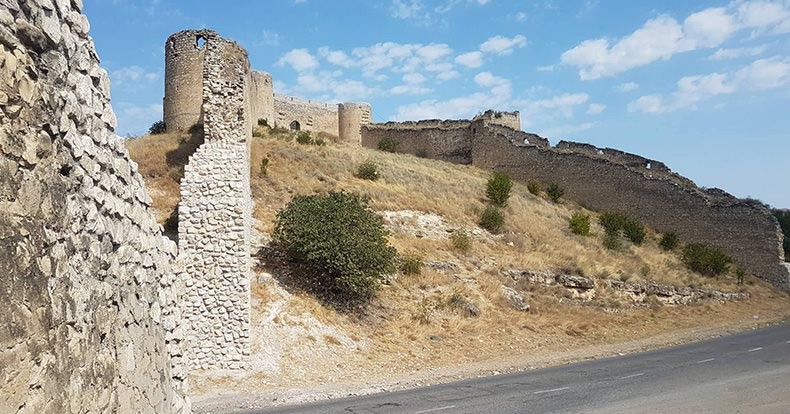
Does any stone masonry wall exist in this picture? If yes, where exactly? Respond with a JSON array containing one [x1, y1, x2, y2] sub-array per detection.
[[178, 35, 252, 370], [360, 118, 789, 288], [0, 1, 189, 413], [361, 120, 474, 164], [273, 94, 339, 136], [338, 102, 371, 144]]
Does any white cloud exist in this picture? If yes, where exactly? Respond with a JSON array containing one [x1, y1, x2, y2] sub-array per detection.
[[561, 1, 790, 80], [279, 71, 377, 102], [480, 34, 527, 55], [390, 84, 433, 95], [455, 51, 484, 68], [587, 103, 606, 114], [255, 30, 281, 47], [437, 70, 460, 80], [473, 71, 512, 98], [403, 72, 427, 84], [616, 82, 640, 92], [111, 66, 159, 85], [628, 56, 790, 113], [277, 48, 319, 72], [514, 11, 527, 22], [709, 45, 768, 60], [517, 93, 589, 119], [319, 47, 355, 68], [114, 102, 162, 136], [390, 0, 428, 21], [417, 43, 453, 60]]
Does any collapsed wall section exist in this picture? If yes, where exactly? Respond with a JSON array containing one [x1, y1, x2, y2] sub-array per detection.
[[470, 124, 788, 288], [274, 94, 339, 136], [361, 120, 474, 164], [0, 1, 188, 413], [178, 36, 252, 370]]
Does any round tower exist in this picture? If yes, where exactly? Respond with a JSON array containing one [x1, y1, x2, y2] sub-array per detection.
[[163, 29, 217, 132], [337, 102, 372, 144]]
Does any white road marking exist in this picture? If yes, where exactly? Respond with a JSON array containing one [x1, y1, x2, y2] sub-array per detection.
[[619, 372, 645, 379], [748, 347, 763, 352], [415, 406, 456, 414], [533, 387, 570, 395], [697, 358, 715, 364]]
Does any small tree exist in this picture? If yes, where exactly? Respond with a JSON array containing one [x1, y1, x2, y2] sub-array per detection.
[[622, 219, 646, 245], [681, 243, 732, 276], [486, 172, 513, 207], [569, 212, 591, 236], [479, 206, 504, 234], [603, 232, 622, 251], [148, 120, 166, 135], [546, 183, 564, 203], [399, 254, 423, 275], [296, 131, 312, 145], [599, 211, 628, 235], [377, 137, 399, 153], [659, 232, 679, 251], [273, 192, 397, 301], [527, 180, 541, 196]]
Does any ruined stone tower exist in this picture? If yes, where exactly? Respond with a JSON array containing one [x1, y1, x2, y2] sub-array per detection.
[[250, 70, 275, 127], [178, 34, 253, 369], [164, 30, 216, 132], [338, 102, 372, 144]]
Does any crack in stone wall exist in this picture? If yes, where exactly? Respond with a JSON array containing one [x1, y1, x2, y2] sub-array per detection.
[[178, 35, 252, 370], [360, 118, 789, 289], [0, 1, 189, 412]]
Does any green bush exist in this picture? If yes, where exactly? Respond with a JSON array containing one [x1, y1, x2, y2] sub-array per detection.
[[257, 118, 270, 127], [355, 161, 379, 180], [399, 255, 423, 275], [546, 183, 564, 203], [603, 231, 622, 250], [450, 230, 472, 252], [377, 137, 399, 153], [527, 180, 541, 196], [599, 211, 628, 235], [569, 212, 591, 236], [273, 192, 397, 301], [735, 267, 746, 285], [314, 136, 326, 146], [622, 219, 646, 245], [486, 172, 513, 207], [296, 131, 312, 145], [148, 120, 166, 135], [479, 206, 504, 234], [259, 158, 269, 176], [659, 232, 679, 251], [681, 243, 732, 276]]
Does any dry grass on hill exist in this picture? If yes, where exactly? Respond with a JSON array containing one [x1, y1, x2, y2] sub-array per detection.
[[126, 128, 790, 402]]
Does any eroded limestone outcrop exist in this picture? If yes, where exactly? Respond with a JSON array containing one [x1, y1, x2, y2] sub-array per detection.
[[0, 1, 188, 413]]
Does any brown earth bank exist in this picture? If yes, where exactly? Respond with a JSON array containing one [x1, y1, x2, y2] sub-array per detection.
[[125, 129, 790, 413]]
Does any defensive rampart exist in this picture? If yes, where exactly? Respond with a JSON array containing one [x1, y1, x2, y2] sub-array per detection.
[[178, 35, 252, 369], [361, 118, 789, 288], [273, 94, 339, 135], [1, 2, 188, 412]]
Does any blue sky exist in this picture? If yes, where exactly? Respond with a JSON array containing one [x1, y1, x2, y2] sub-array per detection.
[[85, 0, 790, 207]]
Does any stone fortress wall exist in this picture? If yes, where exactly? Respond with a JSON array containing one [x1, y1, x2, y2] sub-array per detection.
[[178, 36, 252, 369], [273, 94, 338, 135], [164, 32, 372, 141], [1, 1, 188, 413], [361, 114, 789, 289]]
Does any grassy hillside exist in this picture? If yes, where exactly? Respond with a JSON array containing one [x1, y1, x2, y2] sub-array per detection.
[[126, 128, 789, 400]]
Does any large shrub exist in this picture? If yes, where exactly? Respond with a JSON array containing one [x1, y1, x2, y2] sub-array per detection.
[[681, 243, 732, 276], [399, 254, 423, 275], [479, 206, 504, 234], [273, 192, 397, 301], [296, 131, 312, 145], [546, 183, 564, 203], [486, 172, 513, 207], [622, 219, 646, 245], [450, 230, 472, 252], [569, 212, 591, 236], [599, 211, 628, 235], [148, 120, 166, 135], [527, 180, 541, 196], [377, 137, 399, 152]]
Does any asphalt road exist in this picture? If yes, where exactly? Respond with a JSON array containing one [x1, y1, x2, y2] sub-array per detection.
[[239, 323, 790, 414]]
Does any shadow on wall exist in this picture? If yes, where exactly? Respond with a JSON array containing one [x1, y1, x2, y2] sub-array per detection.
[[162, 123, 204, 241]]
